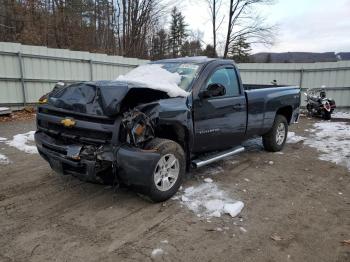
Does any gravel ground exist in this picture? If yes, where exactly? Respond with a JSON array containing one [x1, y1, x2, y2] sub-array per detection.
[[0, 116, 349, 262]]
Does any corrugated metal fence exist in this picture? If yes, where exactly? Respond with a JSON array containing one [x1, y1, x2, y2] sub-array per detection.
[[237, 62, 350, 108], [0, 42, 349, 108], [0, 42, 147, 107]]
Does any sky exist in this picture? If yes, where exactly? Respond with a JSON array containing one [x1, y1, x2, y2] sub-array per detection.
[[181, 0, 350, 54]]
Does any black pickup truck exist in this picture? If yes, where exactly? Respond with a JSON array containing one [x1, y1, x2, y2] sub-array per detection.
[[35, 57, 300, 202]]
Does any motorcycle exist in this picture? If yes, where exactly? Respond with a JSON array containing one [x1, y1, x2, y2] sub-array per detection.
[[304, 88, 336, 120]]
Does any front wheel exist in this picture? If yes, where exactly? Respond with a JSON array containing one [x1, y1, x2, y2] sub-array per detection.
[[144, 138, 185, 202], [322, 111, 331, 120], [262, 115, 288, 152]]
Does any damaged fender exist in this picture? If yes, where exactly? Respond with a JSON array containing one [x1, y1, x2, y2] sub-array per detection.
[[116, 146, 161, 187], [134, 97, 194, 150]]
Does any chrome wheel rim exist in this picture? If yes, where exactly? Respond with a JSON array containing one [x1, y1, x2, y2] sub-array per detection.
[[153, 154, 179, 191], [276, 123, 286, 145]]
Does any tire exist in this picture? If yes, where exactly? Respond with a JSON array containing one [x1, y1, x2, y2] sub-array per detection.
[[323, 111, 331, 120], [144, 138, 185, 202], [262, 115, 288, 152]]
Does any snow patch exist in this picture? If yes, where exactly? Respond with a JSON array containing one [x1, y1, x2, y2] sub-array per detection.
[[304, 122, 350, 171], [0, 137, 7, 142], [239, 227, 247, 233], [151, 248, 164, 257], [7, 131, 38, 154], [223, 202, 245, 217], [333, 111, 350, 119], [204, 178, 213, 183], [0, 153, 10, 165], [178, 183, 244, 218], [287, 131, 305, 143], [116, 64, 189, 97]]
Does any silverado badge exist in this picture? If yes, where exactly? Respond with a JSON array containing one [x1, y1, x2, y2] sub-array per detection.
[[61, 118, 76, 127]]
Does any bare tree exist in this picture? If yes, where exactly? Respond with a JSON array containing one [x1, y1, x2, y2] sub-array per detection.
[[223, 0, 275, 58], [0, 0, 199, 59], [205, 0, 224, 56]]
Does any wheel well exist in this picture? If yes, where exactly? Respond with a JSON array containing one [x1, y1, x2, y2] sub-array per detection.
[[276, 106, 293, 124], [154, 124, 190, 169], [154, 124, 187, 150]]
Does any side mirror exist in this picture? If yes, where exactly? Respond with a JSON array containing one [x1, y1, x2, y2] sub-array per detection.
[[199, 83, 226, 99]]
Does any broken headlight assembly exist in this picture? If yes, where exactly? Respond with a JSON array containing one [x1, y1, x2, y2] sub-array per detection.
[[122, 109, 155, 147]]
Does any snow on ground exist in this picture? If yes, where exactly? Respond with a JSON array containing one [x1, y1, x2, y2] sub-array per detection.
[[116, 64, 189, 97], [0, 137, 7, 142], [0, 153, 10, 165], [243, 131, 305, 149], [177, 183, 244, 218], [286, 132, 306, 144], [151, 248, 164, 257], [204, 178, 213, 183], [304, 122, 350, 171], [6, 131, 38, 154], [332, 111, 350, 119]]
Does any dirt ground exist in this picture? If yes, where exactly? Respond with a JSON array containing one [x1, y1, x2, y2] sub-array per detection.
[[0, 116, 349, 262]]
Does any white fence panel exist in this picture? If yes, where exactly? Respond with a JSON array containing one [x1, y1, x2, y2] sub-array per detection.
[[0, 42, 148, 106], [238, 61, 350, 108], [0, 42, 349, 108]]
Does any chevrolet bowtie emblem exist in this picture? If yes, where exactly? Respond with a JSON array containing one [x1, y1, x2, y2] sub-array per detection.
[[61, 118, 76, 127]]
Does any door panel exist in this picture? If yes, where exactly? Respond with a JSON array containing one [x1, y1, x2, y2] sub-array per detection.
[[193, 95, 247, 153], [193, 66, 247, 153]]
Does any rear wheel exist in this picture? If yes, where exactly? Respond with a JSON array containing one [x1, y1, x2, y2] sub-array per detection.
[[144, 138, 185, 202], [262, 115, 288, 152]]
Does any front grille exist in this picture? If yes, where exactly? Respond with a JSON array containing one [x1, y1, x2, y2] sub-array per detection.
[[38, 107, 115, 125], [37, 106, 116, 144]]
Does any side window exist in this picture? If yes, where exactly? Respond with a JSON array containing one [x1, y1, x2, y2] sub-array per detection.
[[206, 67, 240, 97]]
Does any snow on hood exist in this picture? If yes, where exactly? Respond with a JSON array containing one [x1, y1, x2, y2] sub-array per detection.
[[117, 64, 190, 98]]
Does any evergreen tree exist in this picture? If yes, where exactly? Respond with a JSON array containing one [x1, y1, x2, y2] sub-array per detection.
[[151, 29, 169, 60], [181, 40, 202, 57], [229, 36, 252, 63], [169, 7, 188, 57], [202, 44, 218, 58]]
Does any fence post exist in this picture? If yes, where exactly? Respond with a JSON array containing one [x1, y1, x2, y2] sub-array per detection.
[[17, 52, 27, 105], [89, 60, 93, 81], [299, 69, 304, 90]]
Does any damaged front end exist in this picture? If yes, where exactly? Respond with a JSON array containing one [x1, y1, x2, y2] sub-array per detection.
[[35, 81, 169, 188]]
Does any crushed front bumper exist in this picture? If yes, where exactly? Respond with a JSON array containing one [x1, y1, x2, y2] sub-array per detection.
[[35, 131, 160, 187]]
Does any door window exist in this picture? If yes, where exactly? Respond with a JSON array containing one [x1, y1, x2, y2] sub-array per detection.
[[206, 68, 240, 97]]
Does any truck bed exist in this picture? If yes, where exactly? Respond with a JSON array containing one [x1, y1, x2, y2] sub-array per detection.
[[243, 85, 300, 137], [243, 84, 292, 90]]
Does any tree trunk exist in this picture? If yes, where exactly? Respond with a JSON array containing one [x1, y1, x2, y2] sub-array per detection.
[[223, 0, 234, 58]]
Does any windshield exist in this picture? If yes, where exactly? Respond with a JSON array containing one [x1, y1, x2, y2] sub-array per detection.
[[154, 62, 201, 91]]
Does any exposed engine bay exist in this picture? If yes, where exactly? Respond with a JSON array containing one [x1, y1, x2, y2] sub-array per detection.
[[121, 109, 155, 147]]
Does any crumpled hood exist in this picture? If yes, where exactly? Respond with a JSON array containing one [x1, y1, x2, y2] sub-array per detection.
[[48, 81, 169, 117]]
